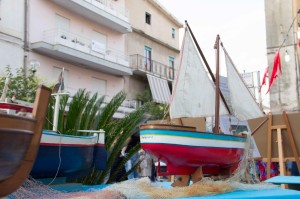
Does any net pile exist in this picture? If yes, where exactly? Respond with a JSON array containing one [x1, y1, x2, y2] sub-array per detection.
[[8, 177, 124, 199], [9, 132, 277, 199]]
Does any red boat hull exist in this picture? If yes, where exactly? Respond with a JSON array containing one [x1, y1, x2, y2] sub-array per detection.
[[142, 143, 243, 175]]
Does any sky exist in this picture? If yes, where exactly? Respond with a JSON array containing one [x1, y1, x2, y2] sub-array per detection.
[[157, 0, 269, 105]]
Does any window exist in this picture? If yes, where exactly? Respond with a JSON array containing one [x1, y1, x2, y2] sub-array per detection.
[[172, 28, 175, 39], [145, 12, 151, 25], [55, 14, 70, 31], [91, 77, 106, 95], [91, 30, 107, 54], [144, 46, 152, 71], [168, 57, 175, 79]]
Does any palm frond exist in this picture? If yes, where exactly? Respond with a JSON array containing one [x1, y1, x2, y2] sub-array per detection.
[[83, 102, 151, 185], [79, 92, 97, 135], [58, 95, 69, 133], [65, 89, 89, 135], [110, 143, 141, 183], [96, 91, 126, 130]]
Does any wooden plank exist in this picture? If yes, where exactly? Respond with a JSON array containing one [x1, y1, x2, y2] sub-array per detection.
[[277, 128, 286, 177], [283, 111, 300, 175], [267, 113, 272, 179], [261, 157, 300, 162], [276, 128, 288, 188], [270, 125, 286, 130]]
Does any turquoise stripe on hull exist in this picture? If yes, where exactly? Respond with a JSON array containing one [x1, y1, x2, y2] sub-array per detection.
[[140, 129, 246, 142]]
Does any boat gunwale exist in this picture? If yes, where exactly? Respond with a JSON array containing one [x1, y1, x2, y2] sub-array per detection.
[[0, 113, 35, 123]]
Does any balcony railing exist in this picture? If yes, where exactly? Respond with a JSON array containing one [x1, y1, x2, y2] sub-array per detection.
[[129, 54, 175, 80], [42, 28, 129, 66], [83, 0, 129, 22]]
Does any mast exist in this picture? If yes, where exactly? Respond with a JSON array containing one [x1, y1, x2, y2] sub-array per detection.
[[185, 21, 231, 115], [214, 35, 220, 134]]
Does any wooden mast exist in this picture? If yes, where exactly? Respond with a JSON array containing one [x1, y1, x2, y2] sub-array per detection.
[[214, 35, 220, 134]]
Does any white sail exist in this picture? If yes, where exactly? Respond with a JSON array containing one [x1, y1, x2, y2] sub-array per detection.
[[224, 48, 264, 121], [170, 28, 229, 119]]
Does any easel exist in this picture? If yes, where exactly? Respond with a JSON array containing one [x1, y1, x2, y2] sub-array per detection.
[[266, 111, 300, 188]]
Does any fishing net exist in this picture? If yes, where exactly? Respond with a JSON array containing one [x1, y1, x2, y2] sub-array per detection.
[[8, 177, 124, 199], [9, 132, 277, 199]]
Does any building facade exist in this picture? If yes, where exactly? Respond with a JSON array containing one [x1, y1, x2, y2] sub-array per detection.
[[265, 0, 300, 113], [0, 0, 182, 116], [0, 0, 25, 73], [1, 0, 131, 94], [30, 0, 132, 96], [125, 0, 183, 102]]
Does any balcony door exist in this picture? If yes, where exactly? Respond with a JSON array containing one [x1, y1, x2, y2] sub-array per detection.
[[55, 14, 70, 43], [91, 77, 106, 96], [91, 31, 107, 55], [144, 46, 152, 72], [55, 14, 70, 31], [168, 56, 175, 79]]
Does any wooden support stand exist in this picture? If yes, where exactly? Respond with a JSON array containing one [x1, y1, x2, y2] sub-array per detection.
[[171, 175, 191, 187], [266, 111, 300, 188]]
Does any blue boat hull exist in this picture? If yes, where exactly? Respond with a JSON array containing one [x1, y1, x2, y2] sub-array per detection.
[[31, 145, 95, 180], [30, 130, 107, 180]]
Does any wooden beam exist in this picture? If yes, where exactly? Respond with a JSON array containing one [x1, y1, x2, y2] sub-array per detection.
[[267, 113, 272, 179], [261, 157, 300, 162], [283, 111, 300, 175]]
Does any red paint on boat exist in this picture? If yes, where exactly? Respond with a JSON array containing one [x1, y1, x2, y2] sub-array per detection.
[[142, 143, 243, 175]]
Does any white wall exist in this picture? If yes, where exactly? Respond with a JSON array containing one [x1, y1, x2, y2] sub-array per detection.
[[0, 0, 24, 75]]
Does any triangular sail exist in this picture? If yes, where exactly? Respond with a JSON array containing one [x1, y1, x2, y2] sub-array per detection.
[[223, 46, 264, 121], [170, 28, 229, 119]]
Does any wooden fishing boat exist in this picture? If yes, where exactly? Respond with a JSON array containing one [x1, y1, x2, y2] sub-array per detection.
[[30, 129, 106, 180], [140, 123, 246, 176], [140, 22, 264, 186], [0, 101, 107, 181], [0, 85, 51, 197]]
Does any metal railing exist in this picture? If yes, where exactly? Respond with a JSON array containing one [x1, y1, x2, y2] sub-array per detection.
[[129, 54, 175, 80], [42, 28, 129, 66], [83, 0, 129, 22]]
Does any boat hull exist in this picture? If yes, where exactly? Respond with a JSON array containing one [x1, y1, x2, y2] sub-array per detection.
[[0, 128, 33, 181], [30, 130, 107, 180], [140, 124, 247, 175], [0, 86, 51, 197]]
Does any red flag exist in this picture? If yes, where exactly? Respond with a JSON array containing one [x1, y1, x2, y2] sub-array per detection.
[[266, 51, 282, 93], [298, 39, 300, 47], [259, 67, 268, 92]]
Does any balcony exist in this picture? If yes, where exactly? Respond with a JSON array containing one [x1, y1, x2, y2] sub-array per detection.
[[50, 0, 132, 33], [31, 29, 132, 76], [129, 54, 175, 81]]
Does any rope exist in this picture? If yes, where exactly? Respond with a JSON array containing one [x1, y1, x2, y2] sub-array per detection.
[[43, 117, 62, 186], [278, 10, 300, 52]]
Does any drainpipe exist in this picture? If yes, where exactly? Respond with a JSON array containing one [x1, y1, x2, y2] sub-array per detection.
[[23, 0, 29, 76]]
